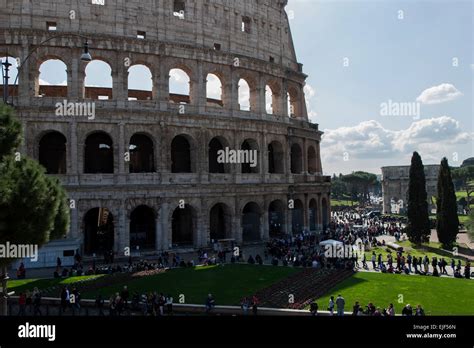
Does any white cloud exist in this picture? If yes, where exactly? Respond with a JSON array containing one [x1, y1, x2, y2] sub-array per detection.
[[304, 83, 318, 121], [322, 117, 473, 166], [416, 83, 463, 105]]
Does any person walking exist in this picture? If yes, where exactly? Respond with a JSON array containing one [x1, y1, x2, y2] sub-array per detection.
[[335, 294, 345, 316], [18, 293, 26, 316], [328, 296, 335, 316], [310, 301, 318, 316]]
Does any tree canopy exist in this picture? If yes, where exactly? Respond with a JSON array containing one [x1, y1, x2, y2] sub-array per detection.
[[0, 104, 70, 268]]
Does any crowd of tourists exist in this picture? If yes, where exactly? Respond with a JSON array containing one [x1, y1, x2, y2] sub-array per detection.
[[309, 294, 426, 317]]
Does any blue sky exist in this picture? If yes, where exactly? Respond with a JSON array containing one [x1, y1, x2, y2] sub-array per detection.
[[288, 0, 473, 175]]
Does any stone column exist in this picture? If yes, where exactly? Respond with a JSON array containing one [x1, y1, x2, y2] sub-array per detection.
[[112, 56, 127, 106], [70, 204, 79, 239], [69, 121, 78, 175], [280, 79, 288, 118], [18, 46, 30, 102], [261, 131, 268, 182], [160, 202, 171, 250], [317, 193, 323, 231], [263, 199, 269, 240], [118, 122, 126, 174], [155, 214, 162, 251], [303, 194, 309, 231], [303, 138, 308, 174]]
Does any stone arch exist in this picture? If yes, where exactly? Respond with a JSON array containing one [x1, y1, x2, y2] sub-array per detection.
[[171, 204, 197, 247], [83, 207, 114, 255], [242, 202, 262, 242], [308, 145, 317, 174], [1, 56, 20, 99], [209, 136, 230, 174], [171, 134, 196, 173], [209, 203, 232, 242], [291, 143, 303, 174], [37, 58, 68, 97], [84, 59, 113, 100], [287, 85, 301, 118], [169, 66, 192, 104], [206, 73, 223, 106], [241, 138, 260, 174], [264, 80, 281, 115], [269, 200, 285, 238], [130, 205, 156, 250], [84, 131, 114, 174], [39, 131, 67, 174], [268, 140, 285, 174], [309, 198, 318, 231], [292, 199, 304, 234], [128, 64, 153, 101], [238, 78, 251, 111], [129, 133, 155, 173]]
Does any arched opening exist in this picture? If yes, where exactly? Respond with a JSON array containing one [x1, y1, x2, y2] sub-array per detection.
[[84, 60, 113, 100], [241, 139, 259, 174], [309, 199, 318, 231], [130, 206, 156, 250], [128, 64, 153, 101], [209, 137, 229, 174], [322, 198, 329, 230], [287, 88, 299, 118], [206, 73, 223, 106], [172, 205, 195, 247], [269, 200, 285, 238], [171, 135, 192, 173], [238, 78, 250, 111], [292, 199, 304, 234], [291, 144, 303, 174], [129, 134, 155, 173], [84, 132, 114, 174], [84, 208, 114, 255], [308, 146, 317, 174], [265, 85, 273, 114], [0, 56, 19, 100], [169, 68, 190, 104], [38, 59, 68, 97], [209, 203, 231, 242], [268, 141, 284, 174], [242, 202, 261, 242], [39, 131, 67, 174]]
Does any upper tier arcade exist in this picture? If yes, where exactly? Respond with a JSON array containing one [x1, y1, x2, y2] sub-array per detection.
[[0, 0, 300, 70]]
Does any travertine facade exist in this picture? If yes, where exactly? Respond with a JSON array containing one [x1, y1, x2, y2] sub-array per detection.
[[381, 165, 440, 214], [0, 0, 331, 257]]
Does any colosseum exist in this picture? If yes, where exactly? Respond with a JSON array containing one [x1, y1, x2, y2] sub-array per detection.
[[1, 0, 331, 263]]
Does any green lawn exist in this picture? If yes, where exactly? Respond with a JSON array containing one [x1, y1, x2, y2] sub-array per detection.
[[332, 199, 359, 207], [81, 265, 300, 305], [8, 275, 104, 294], [315, 272, 474, 315]]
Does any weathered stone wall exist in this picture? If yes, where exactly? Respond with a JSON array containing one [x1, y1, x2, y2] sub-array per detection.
[[381, 165, 440, 214], [0, 0, 331, 256]]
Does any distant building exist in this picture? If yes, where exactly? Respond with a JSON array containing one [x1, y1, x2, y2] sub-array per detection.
[[381, 165, 440, 214]]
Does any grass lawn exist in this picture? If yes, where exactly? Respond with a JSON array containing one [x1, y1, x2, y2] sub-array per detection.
[[332, 199, 359, 207], [365, 240, 469, 263], [81, 264, 300, 305], [315, 272, 474, 315], [8, 275, 104, 294]]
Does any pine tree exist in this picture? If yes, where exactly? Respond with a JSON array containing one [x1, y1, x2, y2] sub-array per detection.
[[436, 158, 459, 249], [406, 152, 431, 244], [0, 103, 70, 315]]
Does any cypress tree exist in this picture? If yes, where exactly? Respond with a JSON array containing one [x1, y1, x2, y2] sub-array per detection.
[[436, 158, 459, 249], [406, 152, 431, 244]]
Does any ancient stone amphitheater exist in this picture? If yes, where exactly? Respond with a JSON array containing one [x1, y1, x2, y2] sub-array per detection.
[[1, 0, 331, 260]]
